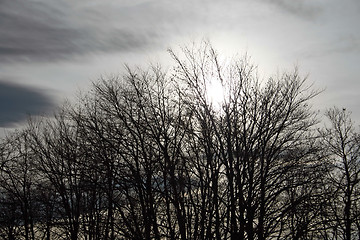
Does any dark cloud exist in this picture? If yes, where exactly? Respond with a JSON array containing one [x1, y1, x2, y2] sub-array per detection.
[[0, 81, 55, 127], [0, 0, 161, 63]]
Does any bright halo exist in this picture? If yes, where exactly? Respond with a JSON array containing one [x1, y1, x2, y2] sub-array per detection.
[[206, 77, 225, 109]]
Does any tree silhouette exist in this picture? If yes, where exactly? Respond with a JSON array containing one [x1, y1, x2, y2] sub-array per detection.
[[320, 107, 360, 239], [0, 42, 359, 239]]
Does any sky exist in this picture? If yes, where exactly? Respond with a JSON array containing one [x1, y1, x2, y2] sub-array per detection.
[[1, 0, 360, 136]]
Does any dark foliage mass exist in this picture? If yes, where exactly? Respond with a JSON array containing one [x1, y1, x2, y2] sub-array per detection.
[[1, 43, 359, 239]]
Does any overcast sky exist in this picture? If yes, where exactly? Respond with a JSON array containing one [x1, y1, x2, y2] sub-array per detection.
[[1, 0, 360, 135]]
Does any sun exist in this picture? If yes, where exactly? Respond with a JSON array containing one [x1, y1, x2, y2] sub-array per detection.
[[205, 77, 225, 109]]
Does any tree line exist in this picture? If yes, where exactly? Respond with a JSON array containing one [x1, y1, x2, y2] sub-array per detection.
[[1, 43, 359, 239]]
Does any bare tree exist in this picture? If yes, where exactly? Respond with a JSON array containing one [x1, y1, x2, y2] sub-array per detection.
[[27, 112, 88, 240], [170, 42, 323, 239], [0, 42, 340, 240], [321, 107, 360, 240], [0, 130, 40, 240]]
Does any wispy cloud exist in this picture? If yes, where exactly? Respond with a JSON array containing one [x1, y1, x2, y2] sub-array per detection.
[[300, 36, 360, 59], [0, 0, 162, 63], [263, 0, 322, 19]]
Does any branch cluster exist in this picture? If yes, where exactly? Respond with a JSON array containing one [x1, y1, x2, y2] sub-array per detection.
[[0, 43, 359, 240]]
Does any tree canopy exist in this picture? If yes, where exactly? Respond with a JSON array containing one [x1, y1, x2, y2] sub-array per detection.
[[1, 43, 359, 240]]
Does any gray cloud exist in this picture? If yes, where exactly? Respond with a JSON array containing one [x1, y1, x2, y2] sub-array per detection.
[[0, 0, 83, 62], [0, 0, 161, 63], [0, 81, 55, 127], [300, 36, 360, 59], [0, 0, 258, 64], [263, 0, 322, 19]]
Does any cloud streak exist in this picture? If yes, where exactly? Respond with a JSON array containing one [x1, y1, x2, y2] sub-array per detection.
[[0, 81, 55, 127], [0, 0, 161, 63], [263, 0, 322, 19]]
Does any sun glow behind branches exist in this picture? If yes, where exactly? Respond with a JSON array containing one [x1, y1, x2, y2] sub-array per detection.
[[205, 76, 225, 110]]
